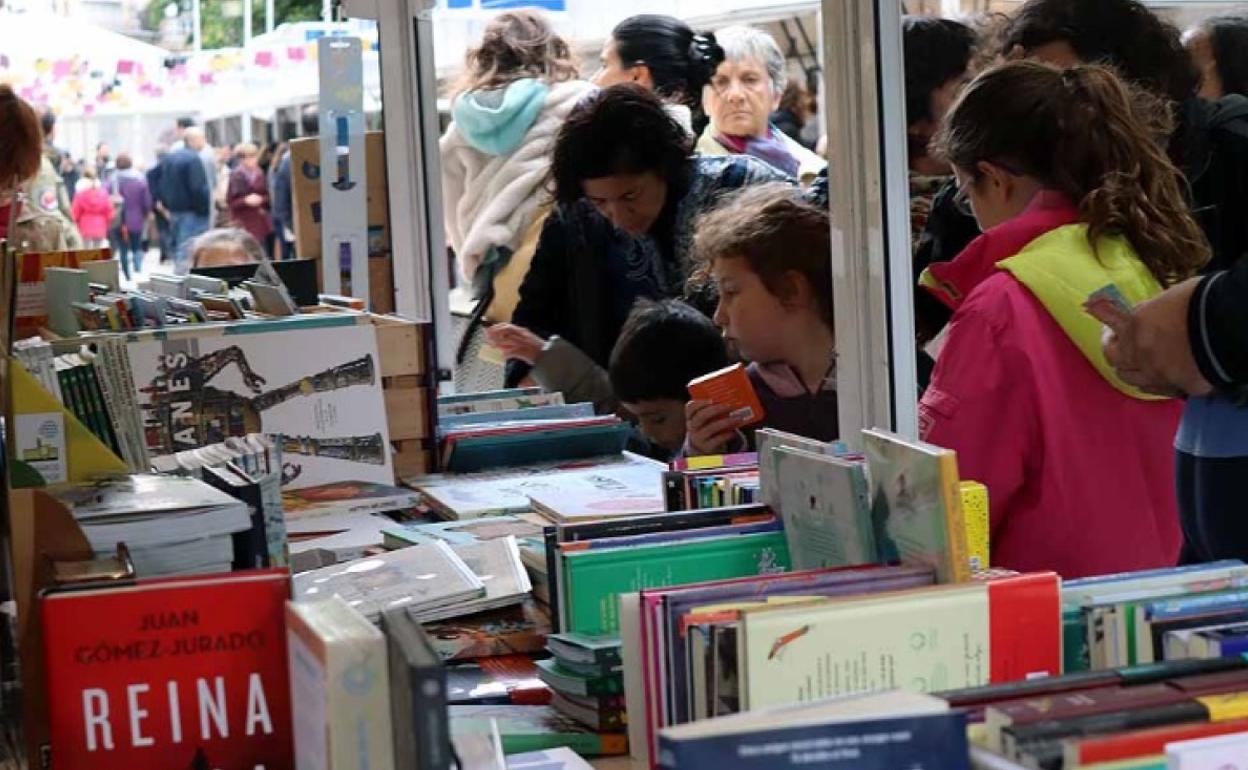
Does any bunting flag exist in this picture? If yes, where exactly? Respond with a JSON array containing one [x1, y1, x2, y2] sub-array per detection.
[[116, 59, 136, 75], [254, 50, 275, 67], [287, 45, 306, 62]]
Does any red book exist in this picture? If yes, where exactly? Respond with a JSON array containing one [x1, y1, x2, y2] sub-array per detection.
[[42, 569, 294, 770], [1065, 717, 1248, 766], [987, 572, 1063, 684]]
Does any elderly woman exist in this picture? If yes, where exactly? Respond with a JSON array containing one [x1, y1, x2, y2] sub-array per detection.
[[696, 25, 825, 185], [189, 227, 266, 270], [487, 84, 790, 407], [227, 143, 273, 256]]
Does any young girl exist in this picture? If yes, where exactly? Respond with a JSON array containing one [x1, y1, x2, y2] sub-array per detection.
[[918, 61, 1209, 578], [685, 183, 837, 454]]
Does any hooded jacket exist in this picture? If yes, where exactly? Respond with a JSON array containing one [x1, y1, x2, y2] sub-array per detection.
[[70, 185, 115, 241], [441, 78, 594, 282], [918, 191, 1183, 579]]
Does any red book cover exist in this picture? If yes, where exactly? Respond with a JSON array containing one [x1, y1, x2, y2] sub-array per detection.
[[1068, 717, 1248, 765], [987, 572, 1062, 683], [41, 569, 294, 770]]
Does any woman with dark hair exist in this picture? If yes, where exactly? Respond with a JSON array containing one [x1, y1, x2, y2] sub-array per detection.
[[919, 61, 1208, 577], [1186, 15, 1248, 100], [487, 84, 789, 397], [441, 9, 592, 285], [591, 14, 724, 135], [903, 15, 976, 248]]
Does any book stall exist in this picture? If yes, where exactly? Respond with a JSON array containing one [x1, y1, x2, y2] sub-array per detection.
[[2, 228, 1247, 770]]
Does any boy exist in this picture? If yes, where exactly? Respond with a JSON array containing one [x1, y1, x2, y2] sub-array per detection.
[[609, 299, 732, 456]]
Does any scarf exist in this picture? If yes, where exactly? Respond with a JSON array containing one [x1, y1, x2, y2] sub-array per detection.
[[714, 127, 800, 177]]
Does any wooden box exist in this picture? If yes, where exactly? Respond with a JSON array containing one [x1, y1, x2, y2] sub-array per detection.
[[370, 314, 435, 480]]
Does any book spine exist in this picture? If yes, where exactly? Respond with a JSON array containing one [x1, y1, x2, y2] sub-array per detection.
[[80, 361, 121, 456], [544, 526, 562, 634], [663, 470, 687, 512], [412, 661, 452, 770], [57, 365, 90, 434], [939, 452, 972, 583], [987, 573, 1062, 683], [1005, 700, 1209, 758], [328, 636, 395, 770], [110, 339, 151, 469], [90, 351, 135, 469]]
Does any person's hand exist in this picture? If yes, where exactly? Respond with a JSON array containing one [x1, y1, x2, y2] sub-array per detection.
[[685, 399, 743, 456], [244, 193, 263, 207], [1103, 277, 1213, 398], [485, 324, 546, 365]]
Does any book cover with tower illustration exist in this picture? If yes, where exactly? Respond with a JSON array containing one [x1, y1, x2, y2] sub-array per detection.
[[123, 321, 394, 490]]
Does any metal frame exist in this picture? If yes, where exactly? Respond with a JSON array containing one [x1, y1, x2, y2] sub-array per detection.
[[821, 0, 918, 442], [354, 0, 455, 387]]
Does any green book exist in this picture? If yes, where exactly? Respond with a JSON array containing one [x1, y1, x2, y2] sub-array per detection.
[[546, 632, 622, 668], [535, 658, 622, 697], [561, 531, 791, 636], [44, 267, 90, 336], [449, 705, 627, 756]]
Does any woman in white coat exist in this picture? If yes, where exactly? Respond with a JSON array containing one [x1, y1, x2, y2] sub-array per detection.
[[440, 10, 593, 290]]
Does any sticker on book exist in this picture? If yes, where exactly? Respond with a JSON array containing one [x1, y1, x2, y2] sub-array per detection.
[[1084, 284, 1133, 330]]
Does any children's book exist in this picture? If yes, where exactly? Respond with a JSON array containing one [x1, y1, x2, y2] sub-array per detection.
[[687, 363, 764, 428], [862, 428, 971, 584], [772, 447, 874, 571]]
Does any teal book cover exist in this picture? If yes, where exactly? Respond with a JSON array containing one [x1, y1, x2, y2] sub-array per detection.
[[562, 531, 791, 635]]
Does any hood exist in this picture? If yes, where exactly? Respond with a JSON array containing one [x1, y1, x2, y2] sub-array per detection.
[[998, 223, 1167, 401], [116, 168, 145, 182], [452, 78, 549, 156]]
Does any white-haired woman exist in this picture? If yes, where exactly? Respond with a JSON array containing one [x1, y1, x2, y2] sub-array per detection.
[[697, 25, 825, 185]]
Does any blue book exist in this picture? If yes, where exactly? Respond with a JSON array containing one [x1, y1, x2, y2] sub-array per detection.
[[440, 402, 595, 431], [657, 691, 969, 769], [445, 422, 632, 473]]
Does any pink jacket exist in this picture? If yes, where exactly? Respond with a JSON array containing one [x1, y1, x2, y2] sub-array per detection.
[[71, 186, 114, 240], [918, 192, 1182, 579]]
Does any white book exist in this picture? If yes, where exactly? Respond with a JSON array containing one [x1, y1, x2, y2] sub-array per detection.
[[525, 460, 667, 523], [292, 540, 485, 622], [286, 597, 395, 770], [507, 747, 594, 769], [412, 536, 532, 623], [1166, 732, 1248, 769], [773, 447, 874, 571], [619, 591, 649, 766]]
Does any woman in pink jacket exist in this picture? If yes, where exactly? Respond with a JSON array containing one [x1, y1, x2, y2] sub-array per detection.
[[70, 168, 115, 248], [918, 61, 1209, 579]]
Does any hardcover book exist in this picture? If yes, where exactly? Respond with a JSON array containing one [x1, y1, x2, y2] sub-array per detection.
[[380, 607, 454, 770], [124, 322, 394, 489], [772, 447, 875, 570], [41, 569, 293, 770]]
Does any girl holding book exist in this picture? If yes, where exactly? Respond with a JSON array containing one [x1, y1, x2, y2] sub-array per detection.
[[918, 61, 1208, 578]]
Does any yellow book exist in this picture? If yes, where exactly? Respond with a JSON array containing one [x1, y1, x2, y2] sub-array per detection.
[[961, 481, 990, 571]]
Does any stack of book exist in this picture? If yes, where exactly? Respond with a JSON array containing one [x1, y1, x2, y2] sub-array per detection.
[[939, 656, 1248, 769], [662, 452, 761, 511], [1060, 560, 1248, 673], [543, 633, 627, 734], [50, 474, 256, 577], [291, 532, 534, 624], [435, 389, 633, 472]]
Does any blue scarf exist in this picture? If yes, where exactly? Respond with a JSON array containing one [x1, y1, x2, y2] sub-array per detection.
[[715, 126, 800, 177]]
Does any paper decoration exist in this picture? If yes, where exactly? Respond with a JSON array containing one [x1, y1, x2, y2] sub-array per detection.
[[255, 51, 275, 67], [116, 60, 136, 75], [287, 45, 306, 61]]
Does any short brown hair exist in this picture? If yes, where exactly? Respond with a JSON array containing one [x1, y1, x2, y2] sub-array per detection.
[[693, 183, 833, 324], [0, 85, 44, 189]]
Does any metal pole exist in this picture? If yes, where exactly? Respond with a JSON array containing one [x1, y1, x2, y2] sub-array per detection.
[[265, 0, 274, 32], [243, 0, 253, 45], [192, 0, 202, 52], [322, 0, 332, 22]]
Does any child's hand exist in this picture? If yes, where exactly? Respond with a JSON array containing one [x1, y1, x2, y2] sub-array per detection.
[[686, 399, 743, 455], [485, 324, 547, 365]]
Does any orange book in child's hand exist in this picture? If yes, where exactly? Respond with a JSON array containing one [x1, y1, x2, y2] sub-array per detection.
[[688, 363, 766, 427]]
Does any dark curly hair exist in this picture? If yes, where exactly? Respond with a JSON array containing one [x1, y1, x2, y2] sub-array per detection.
[[550, 83, 692, 206], [0, 85, 43, 191], [1003, 0, 1198, 104]]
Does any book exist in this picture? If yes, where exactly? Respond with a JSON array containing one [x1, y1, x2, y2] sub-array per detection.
[[201, 462, 289, 570], [862, 428, 971, 584], [549, 691, 627, 732], [291, 539, 485, 622], [421, 600, 552, 662], [415, 454, 662, 521], [737, 574, 1061, 712], [561, 531, 792, 636], [506, 747, 595, 769], [286, 597, 394, 770], [413, 537, 532, 623], [437, 389, 563, 416], [961, 481, 990, 572], [444, 419, 633, 473], [1062, 718, 1248, 768], [547, 633, 622, 669], [687, 363, 765, 427], [536, 659, 624, 698], [41, 569, 293, 770], [772, 447, 874, 570], [441, 402, 595, 431], [657, 690, 968, 769], [383, 514, 547, 550], [1165, 731, 1248, 768], [527, 460, 667, 524], [282, 480, 422, 521], [124, 320, 394, 489], [449, 705, 628, 756], [448, 656, 550, 706], [380, 607, 454, 770], [45, 266, 91, 335], [756, 428, 848, 513], [1187, 623, 1248, 660], [453, 721, 508, 770], [13, 247, 110, 335]]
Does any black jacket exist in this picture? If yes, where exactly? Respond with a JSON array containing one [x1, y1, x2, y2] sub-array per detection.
[[1190, 259, 1248, 398], [159, 148, 212, 217]]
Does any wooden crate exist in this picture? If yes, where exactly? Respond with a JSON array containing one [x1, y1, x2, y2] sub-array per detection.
[[370, 314, 435, 481]]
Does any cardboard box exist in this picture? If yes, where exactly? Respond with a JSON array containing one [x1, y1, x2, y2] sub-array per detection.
[[289, 131, 391, 262]]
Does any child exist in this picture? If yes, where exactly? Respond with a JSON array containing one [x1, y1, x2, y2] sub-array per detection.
[[918, 61, 1209, 578], [70, 168, 114, 249], [609, 299, 732, 456], [686, 183, 837, 454]]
